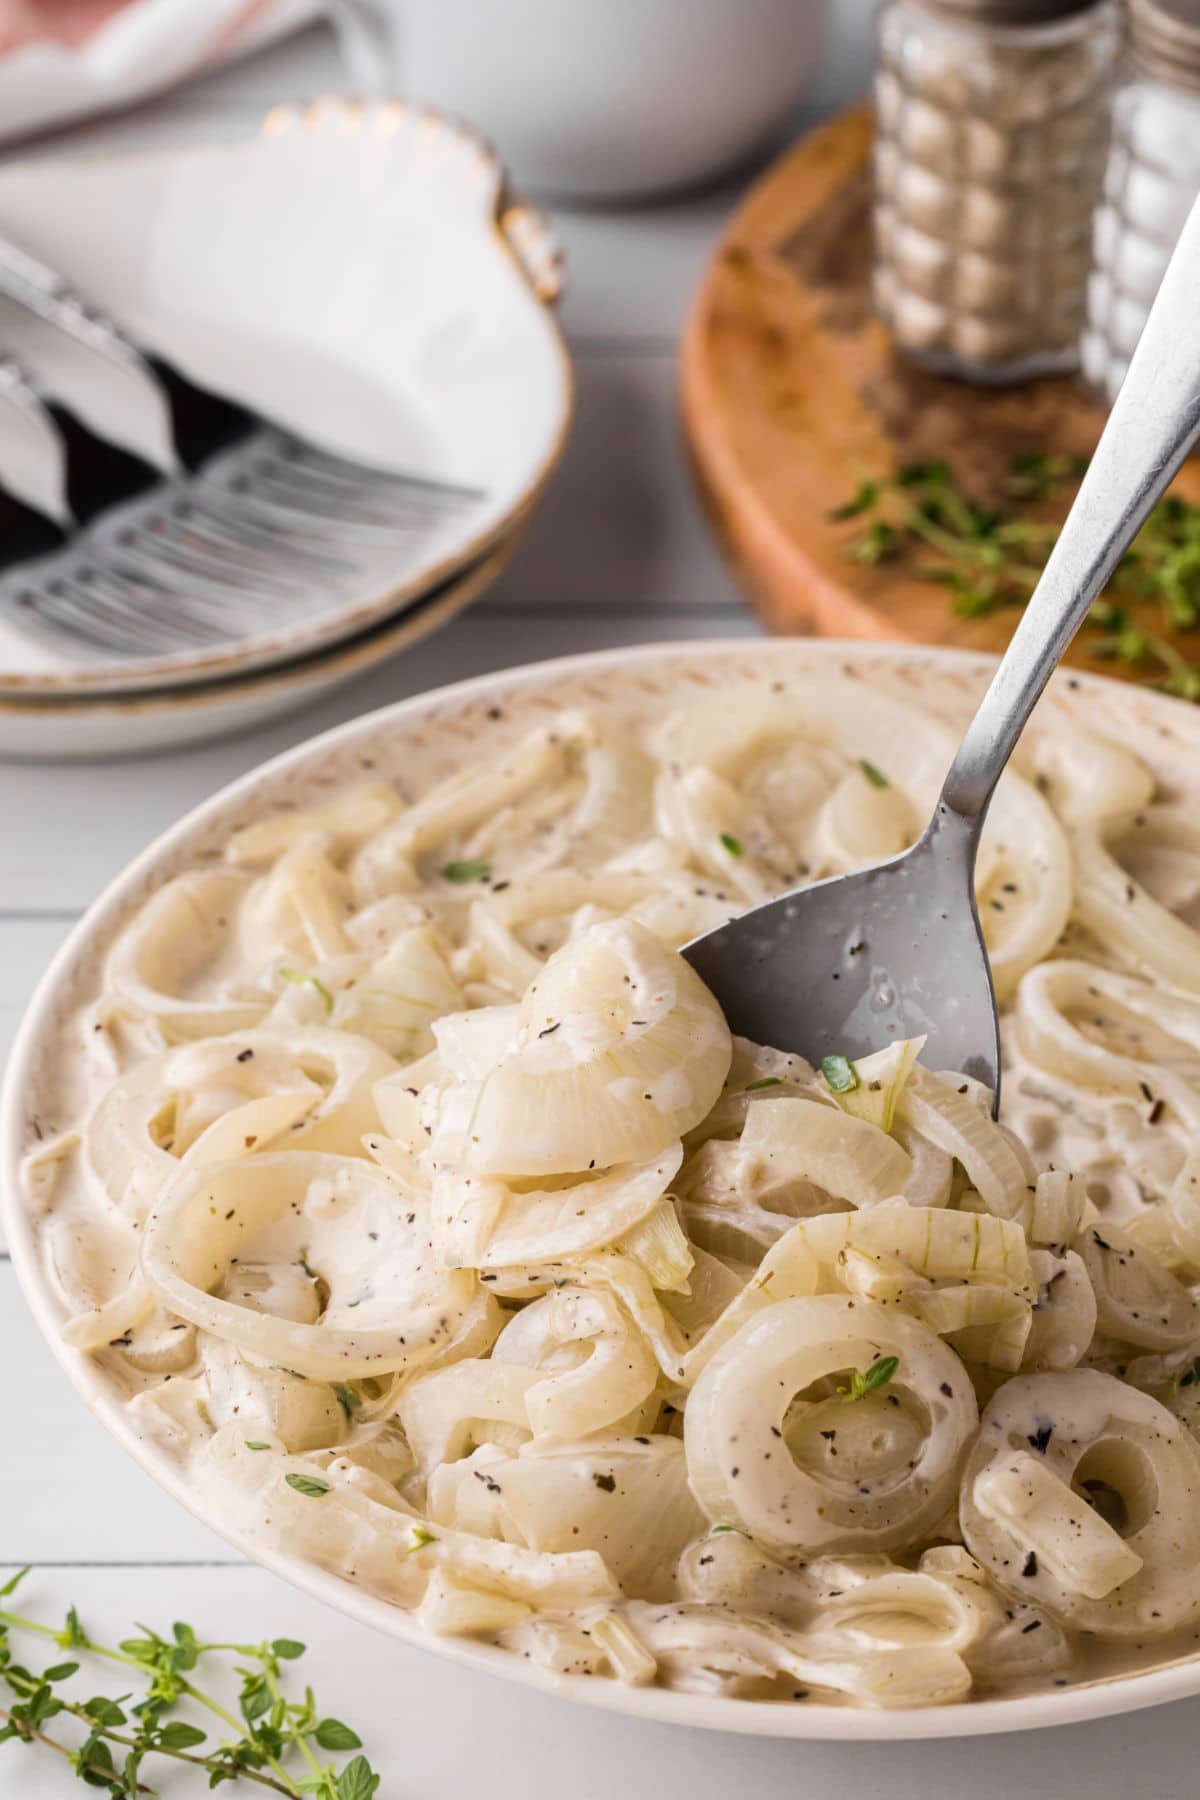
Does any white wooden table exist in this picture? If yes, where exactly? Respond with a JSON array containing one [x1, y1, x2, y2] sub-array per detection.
[[4, 14, 1200, 1795]]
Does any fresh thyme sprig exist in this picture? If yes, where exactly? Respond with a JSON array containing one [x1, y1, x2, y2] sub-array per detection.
[[0, 1569, 380, 1797], [829, 454, 1200, 701], [837, 1355, 900, 1404]]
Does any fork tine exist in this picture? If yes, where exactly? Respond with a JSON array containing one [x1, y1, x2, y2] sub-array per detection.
[[170, 496, 360, 577], [105, 513, 318, 602], [263, 453, 480, 514], [218, 467, 472, 543], [20, 574, 192, 657], [106, 534, 312, 615], [250, 439, 482, 520], [65, 566, 244, 649], [287, 438, 485, 503]]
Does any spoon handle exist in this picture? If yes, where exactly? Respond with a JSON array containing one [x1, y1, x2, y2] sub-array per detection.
[[939, 193, 1200, 826]]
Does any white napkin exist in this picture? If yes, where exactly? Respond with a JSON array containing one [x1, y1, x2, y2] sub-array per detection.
[[0, 0, 336, 145]]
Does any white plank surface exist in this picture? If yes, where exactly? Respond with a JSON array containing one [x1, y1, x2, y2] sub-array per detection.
[[0, 1266, 233, 1561], [0, 1562, 1194, 1800], [0, 918, 73, 1072], [8, 7, 1200, 1796], [1, 1558, 1200, 1800]]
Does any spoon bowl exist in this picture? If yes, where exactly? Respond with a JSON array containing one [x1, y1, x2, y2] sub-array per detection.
[[685, 807, 999, 1090]]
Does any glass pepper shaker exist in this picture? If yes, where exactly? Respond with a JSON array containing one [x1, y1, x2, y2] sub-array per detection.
[[873, 0, 1122, 383], [1082, 0, 1200, 403]]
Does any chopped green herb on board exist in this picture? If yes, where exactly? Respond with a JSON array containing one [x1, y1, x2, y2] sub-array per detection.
[[829, 454, 1200, 700]]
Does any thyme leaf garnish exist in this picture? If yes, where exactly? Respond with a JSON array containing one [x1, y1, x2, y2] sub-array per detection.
[[837, 1355, 900, 1404], [820, 1053, 858, 1095], [277, 968, 334, 1015], [439, 859, 492, 884]]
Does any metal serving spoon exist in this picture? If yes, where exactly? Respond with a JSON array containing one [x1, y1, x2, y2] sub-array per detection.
[[684, 195, 1200, 1103]]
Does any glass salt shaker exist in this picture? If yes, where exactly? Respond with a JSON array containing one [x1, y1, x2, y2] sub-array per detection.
[[873, 0, 1122, 383], [1082, 0, 1200, 403]]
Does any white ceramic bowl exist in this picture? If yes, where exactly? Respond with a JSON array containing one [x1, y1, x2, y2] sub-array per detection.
[[8, 638, 1200, 1740], [368, 0, 827, 200], [0, 97, 570, 695]]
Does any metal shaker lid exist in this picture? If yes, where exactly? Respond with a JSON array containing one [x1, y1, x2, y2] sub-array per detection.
[[920, 0, 1101, 24], [1129, 0, 1200, 88]]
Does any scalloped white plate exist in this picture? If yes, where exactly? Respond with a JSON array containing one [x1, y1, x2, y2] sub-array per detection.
[[0, 97, 570, 696], [9, 639, 1200, 1739]]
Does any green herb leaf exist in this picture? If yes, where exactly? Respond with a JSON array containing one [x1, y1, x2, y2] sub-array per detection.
[[244, 1440, 271, 1452], [316, 1717, 363, 1750], [0, 1568, 29, 1599], [82, 1698, 126, 1728], [338, 1755, 382, 1800], [75, 1733, 116, 1787], [846, 520, 900, 565], [439, 858, 491, 884], [820, 1053, 859, 1094], [858, 758, 889, 789], [278, 967, 334, 1015], [719, 832, 745, 858], [334, 1385, 362, 1421], [157, 1720, 207, 1750], [171, 1620, 199, 1670], [43, 1661, 78, 1682], [897, 459, 950, 488], [271, 1637, 306, 1660], [839, 1354, 901, 1404], [862, 1354, 900, 1391], [406, 1523, 437, 1553], [827, 479, 880, 521], [285, 1472, 332, 1499], [240, 1679, 272, 1722], [744, 1076, 783, 1092], [710, 1524, 751, 1538]]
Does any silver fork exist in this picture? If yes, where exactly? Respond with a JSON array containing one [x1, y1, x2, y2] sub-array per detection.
[[0, 236, 487, 669]]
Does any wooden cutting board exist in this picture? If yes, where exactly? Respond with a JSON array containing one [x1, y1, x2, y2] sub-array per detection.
[[680, 104, 1200, 684]]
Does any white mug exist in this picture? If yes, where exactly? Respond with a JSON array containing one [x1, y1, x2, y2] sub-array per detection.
[[348, 0, 827, 201]]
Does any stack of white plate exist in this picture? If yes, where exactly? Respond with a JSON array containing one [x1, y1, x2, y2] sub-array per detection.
[[0, 98, 572, 759]]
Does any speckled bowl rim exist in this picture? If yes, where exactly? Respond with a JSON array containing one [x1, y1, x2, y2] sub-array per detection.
[[7, 636, 1200, 1741]]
